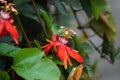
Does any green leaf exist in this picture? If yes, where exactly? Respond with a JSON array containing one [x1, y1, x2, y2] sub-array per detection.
[[89, 0, 108, 19], [40, 9, 52, 29], [19, 4, 39, 22], [57, 11, 75, 27], [95, 0, 108, 10], [21, 12, 38, 22], [13, 0, 31, 7], [88, 11, 117, 41], [116, 46, 120, 56], [13, 48, 44, 65], [50, 56, 63, 65], [116, 46, 120, 59], [102, 33, 116, 62], [39, 9, 52, 37], [52, 24, 60, 35], [80, 42, 93, 54], [90, 0, 100, 19], [52, 24, 64, 35], [53, 0, 67, 15], [110, 46, 120, 60], [80, 0, 92, 18], [104, 11, 116, 32], [83, 64, 92, 77], [102, 33, 110, 55], [21, 5, 52, 38], [72, 35, 93, 55], [19, 4, 52, 41], [34, 40, 41, 49], [63, 0, 81, 8], [72, 35, 81, 51], [0, 43, 20, 57], [13, 48, 60, 80], [0, 71, 10, 80]]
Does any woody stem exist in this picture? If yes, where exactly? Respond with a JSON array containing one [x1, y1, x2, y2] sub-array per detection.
[[31, 0, 48, 38], [16, 16, 32, 47]]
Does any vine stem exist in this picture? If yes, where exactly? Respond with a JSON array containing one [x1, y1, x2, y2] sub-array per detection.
[[10, 0, 32, 47], [16, 16, 32, 47], [31, 0, 48, 38], [71, 6, 113, 64]]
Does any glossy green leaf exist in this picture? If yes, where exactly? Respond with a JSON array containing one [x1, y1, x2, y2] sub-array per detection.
[[19, 4, 39, 22], [53, 0, 67, 15], [40, 9, 52, 37], [102, 33, 110, 55], [52, 24, 64, 35], [34, 40, 41, 49], [109, 46, 120, 61], [50, 56, 63, 65], [57, 11, 75, 27], [95, 0, 108, 10], [72, 35, 80, 51], [52, 24, 60, 35], [115, 46, 120, 59], [40, 9, 52, 28], [102, 34, 116, 62], [13, 48, 60, 80], [89, 0, 108, 19], [88, 11, 117, 41], [0, 43, 20, 57], [90, 0, 100, 19], [63, 0, 81, 8], [80, 0, 92, 18], [116, 47, 120, 56], [104, 11, 116, 32], [80, 42, 93, 54], [83, 64, 92, 77], [72, 35, 93, 56], [19, 4, 51, 39], [0, 71, 10, 80], [13, 0, 31, 7]]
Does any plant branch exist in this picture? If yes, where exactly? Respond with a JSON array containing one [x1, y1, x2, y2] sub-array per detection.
[[16, 16, 32, 47], [31, 0, 48, 38]]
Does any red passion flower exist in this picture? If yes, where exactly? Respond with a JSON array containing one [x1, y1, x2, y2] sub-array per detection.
[[0, 10, 19, 44], [42, 33, 84, 69]]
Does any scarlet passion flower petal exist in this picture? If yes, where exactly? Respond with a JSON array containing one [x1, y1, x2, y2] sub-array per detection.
[[13, 37, 19, 45], [66, 54, 73, 66], [4, 21, 19, 43], [57, 45, 67, 69], [42, 44, 53, 55], [0, 21, 4, 34], [66, 47, 84, 63], [5, 21, 18, 38], [0, 28, 8, 36]]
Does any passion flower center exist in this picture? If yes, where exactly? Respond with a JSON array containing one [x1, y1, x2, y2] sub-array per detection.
[[58, 37, 68, 45], [0, 10, 10, 19]]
